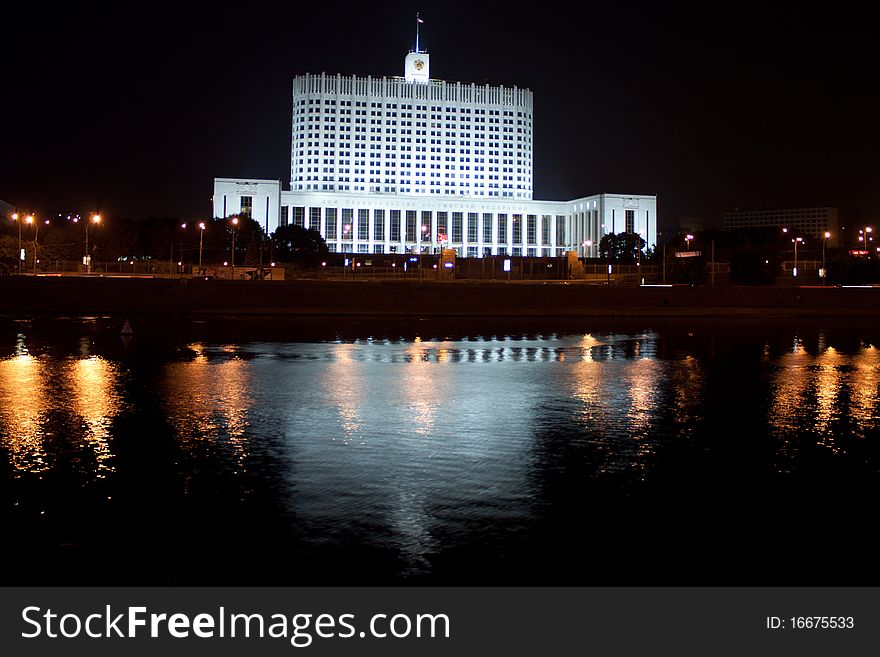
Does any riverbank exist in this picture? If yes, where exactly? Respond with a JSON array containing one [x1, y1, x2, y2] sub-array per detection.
[[1, 276, 879, 318]]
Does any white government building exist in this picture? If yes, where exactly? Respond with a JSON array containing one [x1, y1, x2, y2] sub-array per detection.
[[213, 39, 657, 258]]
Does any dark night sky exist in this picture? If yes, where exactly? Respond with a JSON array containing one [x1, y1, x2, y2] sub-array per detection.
[[4, 2, 879, 227]]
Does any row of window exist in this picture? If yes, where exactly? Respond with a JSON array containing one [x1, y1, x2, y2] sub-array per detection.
[[328, 244, 562, 257], [280, 208, 565, 245]]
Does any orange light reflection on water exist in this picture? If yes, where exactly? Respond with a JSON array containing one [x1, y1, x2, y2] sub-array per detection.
[[0, 343, 49, 475]]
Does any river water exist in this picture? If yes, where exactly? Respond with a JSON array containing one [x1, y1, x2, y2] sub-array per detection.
[[1, 316, 879, 585]]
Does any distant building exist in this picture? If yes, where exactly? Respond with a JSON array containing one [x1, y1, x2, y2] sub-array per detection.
[[213, 27, 657, 258], [676, 216, 704, 235], [0, 199, 17, 218], [722, 207, 855, 248]]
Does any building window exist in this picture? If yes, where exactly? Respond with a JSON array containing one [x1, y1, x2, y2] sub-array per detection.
[[498, 213, 508, 243], [483, 213, 493, 243], [452, 212, 463, 243], [280, 206, 289, 227], [527, 215, 537, 245], [292, 206, 305, 227], [342, 208, 353, 239], [374, 209, 385, 241], [421, 211, 432, 239], [556, 215, 565, 246], [405, 210, 417, 242], [437, 212, 448, 241], [542, 215, 551, 245], [625, 209, 635, 233], [357, 209, 369, 240], [512, 214, 522, 244], [309, 207, 321, 231], [390, 210, 401, 242], [240, 196, 253, 217], [325, 208, 337, 239], [467, 213, 478, 243]]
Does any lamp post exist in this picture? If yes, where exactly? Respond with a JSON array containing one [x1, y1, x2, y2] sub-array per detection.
[[179, 223, 186, 277], [85, 213, 101, 273], [230, 216, 239, 279], [822, 231, 830, 285], [858, 226, 873, 256], [636, 231, 642, 273], [24, 215, 36, 274], [198, 222, 206, 271], [685, 234, 694, 251], [10, 213, 22, 274], [792, 236, 803, 277]]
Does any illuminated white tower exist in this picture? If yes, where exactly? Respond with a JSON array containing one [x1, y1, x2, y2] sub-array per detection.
[[405, 13, 430, 83]]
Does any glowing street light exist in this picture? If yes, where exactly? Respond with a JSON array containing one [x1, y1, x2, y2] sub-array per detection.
[[822, 231, 831, 285], [858, 226, 873, 255], [179, 223, 187, 277], [230, 217, 239, 278], [583, 239, 592, 257], [685, 234, 694, 250], [792, 236, 803, 277], [9, 212, 24, 274], [85, 213, 101, 274], [24, 215, 36, 275], [198, 222, 206, 270]]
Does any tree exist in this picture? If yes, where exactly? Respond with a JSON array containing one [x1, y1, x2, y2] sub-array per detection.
[[599, 232, 645, 263], [270, 225, 329, 265]]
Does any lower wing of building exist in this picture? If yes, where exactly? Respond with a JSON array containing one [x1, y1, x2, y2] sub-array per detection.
[[213, 178, 657, 258]]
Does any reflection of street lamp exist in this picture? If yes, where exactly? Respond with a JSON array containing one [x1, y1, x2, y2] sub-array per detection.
[[230, 217, 239, 278], [86, 213, 101, 273], [822, 231, 830, 285], [792, 236, 803, 277], [198, 222, 206, 270]]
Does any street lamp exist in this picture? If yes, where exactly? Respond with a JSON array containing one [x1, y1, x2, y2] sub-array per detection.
[[198, 222, 206, 270], [858, 226, 873, 255], [792, 236, 803, 277], [85, 213, 101, 273], [9, 212, 22, 274], [179, 223, 186, 277], [822, 231, 830, 285], [24, 215, 36, 275], [230, 217, 239, 279], [685, 234, 694, 250]]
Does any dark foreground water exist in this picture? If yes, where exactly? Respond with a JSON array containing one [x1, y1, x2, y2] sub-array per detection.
[[1, 315, 879, 585]]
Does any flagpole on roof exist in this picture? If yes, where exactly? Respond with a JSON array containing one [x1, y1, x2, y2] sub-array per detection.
[[415, 12, 422, 53]]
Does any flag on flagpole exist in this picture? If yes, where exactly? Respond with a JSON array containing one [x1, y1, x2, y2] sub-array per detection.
[[417, 16, 424, 23]]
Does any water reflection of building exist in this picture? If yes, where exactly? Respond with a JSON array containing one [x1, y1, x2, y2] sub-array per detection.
[[564, 334, 702, 476], [162, 343, 254, 469]]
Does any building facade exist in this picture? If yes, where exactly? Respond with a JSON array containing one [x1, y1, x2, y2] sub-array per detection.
[[213, 45, 657, 258], [722, 207, 852, 248]]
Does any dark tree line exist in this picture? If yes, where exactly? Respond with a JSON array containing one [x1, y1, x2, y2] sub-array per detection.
[[0, 213, 329, 273]]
